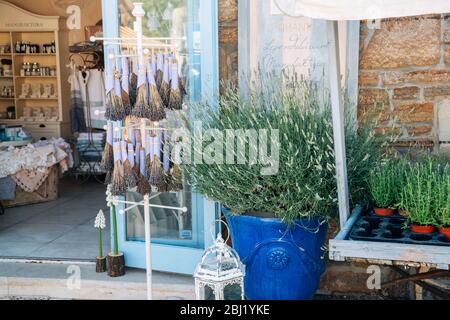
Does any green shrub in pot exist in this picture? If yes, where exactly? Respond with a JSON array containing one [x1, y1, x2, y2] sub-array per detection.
[[368, 160, 396, 216], [183, 75, 383, 299], [400, 158, 447, 233]]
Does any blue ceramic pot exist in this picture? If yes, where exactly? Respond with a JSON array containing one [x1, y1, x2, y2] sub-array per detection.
[[223, 208, 328, 300]]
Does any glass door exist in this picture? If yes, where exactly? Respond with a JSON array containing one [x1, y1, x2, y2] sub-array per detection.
[[102, 0, 218, 275]]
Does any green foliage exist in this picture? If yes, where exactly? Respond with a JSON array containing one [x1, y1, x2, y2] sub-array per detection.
[[390, 156, 410, 209], [368, 160, 396, 209], [432, 157, 450, 227], [400, 157, 450, 226], [184, 75, 383, 224]]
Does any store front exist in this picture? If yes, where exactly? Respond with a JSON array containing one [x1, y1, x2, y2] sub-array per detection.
[[0, 0, 219, 276]]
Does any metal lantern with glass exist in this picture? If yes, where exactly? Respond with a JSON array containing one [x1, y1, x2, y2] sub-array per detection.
[[194, 223, 245, 300]]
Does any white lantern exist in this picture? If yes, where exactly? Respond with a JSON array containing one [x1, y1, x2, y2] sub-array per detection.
[[194, 232, 245, 300]]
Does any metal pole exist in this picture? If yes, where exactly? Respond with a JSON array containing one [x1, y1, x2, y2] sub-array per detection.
[[143, 194, 152, 300], [327, 20, 350, 229], [132, 2, 145, 66]]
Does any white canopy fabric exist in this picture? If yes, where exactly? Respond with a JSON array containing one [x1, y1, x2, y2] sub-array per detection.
[[291, 0, 450, 20]]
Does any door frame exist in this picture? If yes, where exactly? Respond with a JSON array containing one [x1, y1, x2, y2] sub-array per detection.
[[102, 0, 219, 275]]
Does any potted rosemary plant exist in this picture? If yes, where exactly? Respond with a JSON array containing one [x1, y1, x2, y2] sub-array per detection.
[[185, 75, 380, 300], [400, 158, 439, 234], [435, 163, 450, 239], [368, 160, 396, 216]]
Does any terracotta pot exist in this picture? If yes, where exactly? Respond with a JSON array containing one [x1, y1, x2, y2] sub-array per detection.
[[397, 208, 407, 216], [410, 224, 435, 234], [374, 207, 394, 216], [439, 227, 450, 240]]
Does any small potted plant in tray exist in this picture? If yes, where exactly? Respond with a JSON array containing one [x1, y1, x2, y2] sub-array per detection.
[[400, 158, 438, 234], [435, 165, 450, 239], [391, 157, 410, 216], [368, 160, 396, 216]]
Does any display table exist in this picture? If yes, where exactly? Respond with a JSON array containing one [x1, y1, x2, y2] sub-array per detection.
[[1, 164, 59, 208], [0, 139, 71, 208]]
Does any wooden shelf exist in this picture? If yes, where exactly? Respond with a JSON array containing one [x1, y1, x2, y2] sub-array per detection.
[[16, 97, 58, 101], [15, 76, 57, 79], [0, 1, 69, 140], [0, 97, 14, 100], [0, 76, 13, 79], [13, 53, 56, 57]]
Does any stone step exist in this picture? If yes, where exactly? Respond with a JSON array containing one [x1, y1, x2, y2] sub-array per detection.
[[0, 259, 195, 300]]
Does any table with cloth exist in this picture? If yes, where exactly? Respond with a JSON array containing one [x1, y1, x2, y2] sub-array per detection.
[[0, 138, 73, 208]]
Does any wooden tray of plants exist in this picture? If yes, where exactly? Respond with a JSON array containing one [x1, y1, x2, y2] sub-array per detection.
[[329, 157, 450, 270]]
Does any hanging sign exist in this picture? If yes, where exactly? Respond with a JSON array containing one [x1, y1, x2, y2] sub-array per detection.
[[257, 0, 330, 82]]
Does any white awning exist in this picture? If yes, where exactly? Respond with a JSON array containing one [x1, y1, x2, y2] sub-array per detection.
[[287, 0, 450, 20]]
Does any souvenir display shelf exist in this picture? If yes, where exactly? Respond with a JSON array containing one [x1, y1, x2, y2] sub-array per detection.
[[0, 0, 70, 141]]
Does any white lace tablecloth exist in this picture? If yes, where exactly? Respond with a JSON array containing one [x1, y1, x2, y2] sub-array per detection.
[[0, 142, 68, 179]]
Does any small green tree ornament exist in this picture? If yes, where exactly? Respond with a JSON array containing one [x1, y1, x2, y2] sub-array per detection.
[[95, 209, 107, 273]]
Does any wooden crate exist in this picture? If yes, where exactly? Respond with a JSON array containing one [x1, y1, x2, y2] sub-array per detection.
[[2, 165, 59, 208]]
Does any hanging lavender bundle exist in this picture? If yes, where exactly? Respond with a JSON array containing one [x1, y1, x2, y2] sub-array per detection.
[[168, 62, 184, 110], [158, 134, 171, 193], [121, 140, 137, 189], [135, 128, 142, 147], [155, 53, 164, 91], [169, 164, 183, 192], [128, 140, 139, 179], [132, 65, 151, 118], [105, 171, 112, 185], [159, 58, 171, 107], [129, 57, 138, 108], [121, 57, 132, 116], [147, 132, 163, 186], [147, 66, 166, 121], [137, 148, 151, 195], [107, 69, 126, 121], [133, 141, 141, 177], [104, 65, 115, 120], [144, 131, 152, 182], [111, 141, 126, 196], [101, 122, 114, 172], [149, 154, 165, 187]]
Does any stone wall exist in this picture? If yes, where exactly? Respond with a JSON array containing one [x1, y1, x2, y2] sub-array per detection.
[[359, 15, 450, 152], [218, 0, 238, 89]]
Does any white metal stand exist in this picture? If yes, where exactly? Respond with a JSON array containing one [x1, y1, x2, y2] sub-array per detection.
[[107, 195, 188, 300], [99, 2, 189, 300]]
